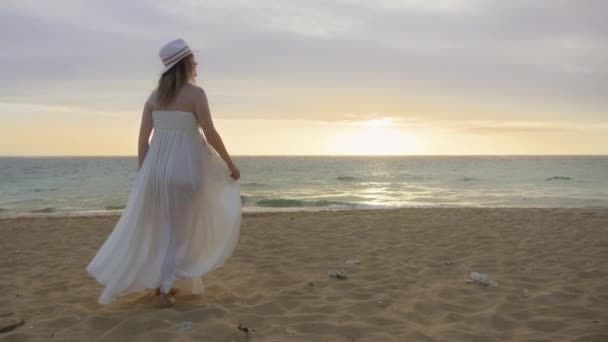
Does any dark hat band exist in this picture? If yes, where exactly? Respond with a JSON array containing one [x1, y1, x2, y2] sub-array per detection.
[[162, 46, 192, 66]]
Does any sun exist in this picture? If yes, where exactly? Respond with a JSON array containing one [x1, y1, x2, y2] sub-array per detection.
[[328, 117, 423, 155], [360, 118, 393, 127]]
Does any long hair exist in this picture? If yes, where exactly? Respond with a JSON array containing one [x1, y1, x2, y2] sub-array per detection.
[[157, 54, 194, 106]]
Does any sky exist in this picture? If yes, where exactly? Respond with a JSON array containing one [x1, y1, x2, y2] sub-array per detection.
[[1, 0, 607, 155]]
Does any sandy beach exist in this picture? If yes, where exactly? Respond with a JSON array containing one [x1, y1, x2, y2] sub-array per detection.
[[1, 208, 607, 341]]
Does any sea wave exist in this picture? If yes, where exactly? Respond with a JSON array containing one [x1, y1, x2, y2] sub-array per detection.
[[105, 205, 125, 210], [336, 176, 361, 182], [28, 207, 56, 213], [241, 182, 267, 187], [240, 195, 252, 204], [33, 188, 58, 192], [545, 176, 572, 181], [256, 198, 358, 208]]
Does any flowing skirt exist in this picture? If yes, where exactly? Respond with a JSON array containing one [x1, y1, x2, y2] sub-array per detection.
[[87, 128, 241, 304]]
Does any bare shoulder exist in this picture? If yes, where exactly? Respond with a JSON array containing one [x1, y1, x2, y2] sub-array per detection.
[[146, 89, 159, 108], [183, 83, 206, 99], [149, 88, 159, 98]]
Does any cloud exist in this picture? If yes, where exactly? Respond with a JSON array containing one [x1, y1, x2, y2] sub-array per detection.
[[0, 102, 135, 119], [439, 119, 608, 135], [0, 0, 606, 124]]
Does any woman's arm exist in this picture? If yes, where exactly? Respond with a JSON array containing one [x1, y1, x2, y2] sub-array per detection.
[[193, 86, 240, 180], [137, 100, 153, 169]]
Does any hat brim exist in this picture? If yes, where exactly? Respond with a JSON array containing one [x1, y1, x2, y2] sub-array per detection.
[[159, 50, 197, 76]]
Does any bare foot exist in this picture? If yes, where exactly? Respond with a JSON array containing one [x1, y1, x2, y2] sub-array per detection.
[[158, 292, 176, 308], [155, 288, 179, 296]]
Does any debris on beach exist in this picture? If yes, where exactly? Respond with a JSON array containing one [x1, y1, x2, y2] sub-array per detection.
[[285, 327, 298, 335], [307, 281, 315, 287], [466, 272, 498, 286], [238, 323, 255, 334], [444, 261, 454, 265], [345, 259, 360, 265], [176, 321, 192, 332], [328, 270, 348, 279]]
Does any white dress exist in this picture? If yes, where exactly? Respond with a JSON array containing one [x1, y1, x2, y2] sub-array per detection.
[[87, 111, 241, 304]]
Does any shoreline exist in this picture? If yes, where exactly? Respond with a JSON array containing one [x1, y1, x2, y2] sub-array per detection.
[[2, 205, 608, 220]]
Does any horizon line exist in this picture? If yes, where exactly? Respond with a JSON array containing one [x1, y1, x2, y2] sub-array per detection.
[[1, 154, 608, 158]]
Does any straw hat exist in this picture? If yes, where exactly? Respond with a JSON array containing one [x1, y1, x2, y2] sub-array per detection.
[[158, 39, 193, 76]]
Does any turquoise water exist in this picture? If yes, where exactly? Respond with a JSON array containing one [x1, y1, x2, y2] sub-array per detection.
[[1, 156, 607, 216]]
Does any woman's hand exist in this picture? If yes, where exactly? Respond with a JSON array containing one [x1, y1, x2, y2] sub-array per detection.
[[228, 163, 240, 181]]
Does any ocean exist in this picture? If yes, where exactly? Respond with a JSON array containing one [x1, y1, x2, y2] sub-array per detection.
[[1, 156, 607, 217]]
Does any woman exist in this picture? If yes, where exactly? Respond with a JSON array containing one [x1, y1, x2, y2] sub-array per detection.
[[87, 39, 241, 307]]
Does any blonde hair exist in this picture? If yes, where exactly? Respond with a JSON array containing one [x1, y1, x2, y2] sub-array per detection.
[[157, 54, 195, 106]]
